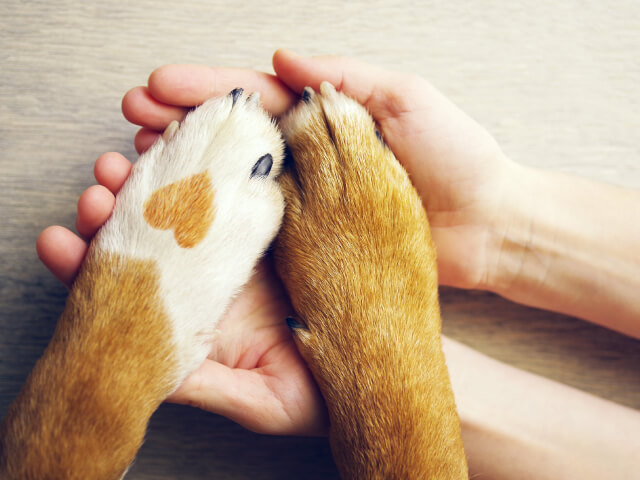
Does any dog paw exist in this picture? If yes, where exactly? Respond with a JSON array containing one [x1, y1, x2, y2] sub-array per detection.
[[88, 89, 285, 384], [275, 83, 435, 347], [274, 83, 466, 480], [0, 90, 287, 480]]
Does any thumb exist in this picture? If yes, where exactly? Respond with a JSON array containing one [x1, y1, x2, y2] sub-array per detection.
[[273, 49, 399, 110], [272, 49, 434, 129]]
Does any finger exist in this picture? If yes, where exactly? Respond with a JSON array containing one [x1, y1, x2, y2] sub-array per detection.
[[36, 226, 87, 288], [94, 152, 132, 194], [121, 86, 187, 130], [273, 49, 454, 188], [134, 127, 161, 154], [75, 185, 116, 239], [147, 64, 297, 116], [272, 50, 389, 105], [272, 49, 423, 123]]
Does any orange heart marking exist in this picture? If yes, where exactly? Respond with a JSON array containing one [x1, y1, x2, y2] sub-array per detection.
[[143, 171, 215, 249]]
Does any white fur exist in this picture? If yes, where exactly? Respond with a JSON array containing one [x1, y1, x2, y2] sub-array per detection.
[[93, 92, 285, 386]]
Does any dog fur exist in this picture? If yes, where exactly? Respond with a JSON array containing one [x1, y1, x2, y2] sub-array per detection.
[[274, 82, 468, 479], [0, 83, 467, 479], [0, 90, 285, 479]]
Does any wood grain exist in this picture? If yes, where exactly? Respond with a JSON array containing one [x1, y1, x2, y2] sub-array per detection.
[[1, 0, 638, 477]]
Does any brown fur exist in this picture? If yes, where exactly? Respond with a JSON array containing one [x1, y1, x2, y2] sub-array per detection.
[[0, 250, 176, 479], [274, 86, 468, 478], [144, 170, 215, 248]]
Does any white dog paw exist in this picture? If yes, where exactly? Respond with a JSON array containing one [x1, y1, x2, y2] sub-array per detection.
[[90, 89, 285, 384]]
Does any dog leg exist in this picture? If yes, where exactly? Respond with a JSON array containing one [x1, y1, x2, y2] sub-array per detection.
[[275, 83, 468, 479], [0, 90, 285, 479]]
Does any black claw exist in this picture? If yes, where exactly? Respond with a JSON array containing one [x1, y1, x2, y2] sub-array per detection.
[[282, 143, 294, 168], [230, 88, 244, 106], [301, 87, 313, 103], [250, 153, 273, 178], [286, 317, 305, 330]]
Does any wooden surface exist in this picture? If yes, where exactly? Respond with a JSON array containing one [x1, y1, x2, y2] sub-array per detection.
[[1, 1, 639, 477]]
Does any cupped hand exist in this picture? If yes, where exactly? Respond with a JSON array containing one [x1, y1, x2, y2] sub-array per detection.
[[37, 150, 327, 436], [269, 51, 516, 290], [38, 50, 514, 435], [122, 50, 514, 289]]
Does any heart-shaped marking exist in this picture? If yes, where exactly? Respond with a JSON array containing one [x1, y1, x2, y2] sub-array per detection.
[[143, 171, 215, 249]]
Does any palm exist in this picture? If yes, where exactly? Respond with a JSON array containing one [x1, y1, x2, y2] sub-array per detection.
[[170, 256, 327, 435], [41, 54, 513, 437], [208, 258, 291, 367]]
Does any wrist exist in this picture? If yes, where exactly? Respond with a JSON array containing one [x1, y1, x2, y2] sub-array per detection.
[[479, 164, 640, 337], [462, 160, 542, 296], [481, 162, 543, 296]]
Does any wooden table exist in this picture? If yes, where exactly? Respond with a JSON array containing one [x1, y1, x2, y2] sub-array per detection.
[[1, 1, 638, 477]]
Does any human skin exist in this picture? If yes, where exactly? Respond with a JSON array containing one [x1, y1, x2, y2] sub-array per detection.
[[442, 337, 640, 479], [36, 50, 640, 478]]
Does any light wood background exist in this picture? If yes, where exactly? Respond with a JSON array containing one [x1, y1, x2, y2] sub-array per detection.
[[1, 1, 639, 478]]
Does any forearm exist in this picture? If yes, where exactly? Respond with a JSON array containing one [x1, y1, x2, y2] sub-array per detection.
[[442, 336, 640, 479], [487, 164, 640, 338]]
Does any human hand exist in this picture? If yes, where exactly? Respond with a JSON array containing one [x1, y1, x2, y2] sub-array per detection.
[[270, 52, 640, 338], [37, 153, 327, 436], [37, 50, 516, 436], [122, 50, 516, 290], [268, 51, 518, 290]]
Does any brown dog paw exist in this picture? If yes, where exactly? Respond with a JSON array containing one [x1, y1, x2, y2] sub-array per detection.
[[274, 83, 467, 479]]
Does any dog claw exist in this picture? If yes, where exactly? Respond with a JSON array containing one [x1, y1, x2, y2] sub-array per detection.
[[285, 317, 306, 330], [301, 87, 314, 103], [230, 88, 244, 106], [162, 120, 180, 143], [251, 153, 273, 178], [319, 81, 336, 96], [247, 92, 260, 106]]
